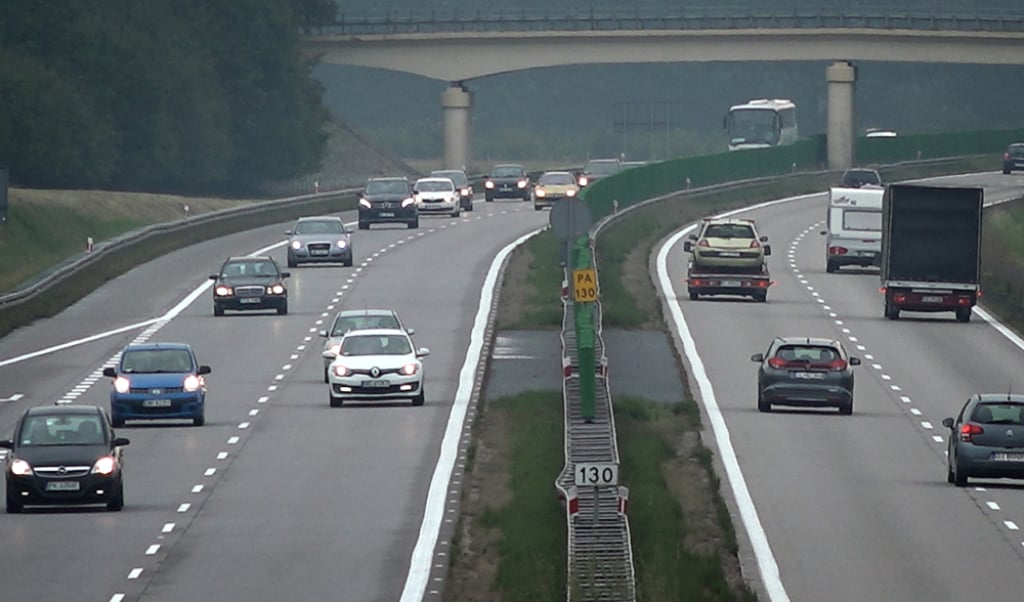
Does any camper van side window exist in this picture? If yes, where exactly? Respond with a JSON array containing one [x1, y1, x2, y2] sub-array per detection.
[[843, 210, 882, 232]]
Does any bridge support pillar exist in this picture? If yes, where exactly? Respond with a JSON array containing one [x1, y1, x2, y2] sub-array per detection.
[[442, 84, 473, 171], [826, 61, 857, 171]]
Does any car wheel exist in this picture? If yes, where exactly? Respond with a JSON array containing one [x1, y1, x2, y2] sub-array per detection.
[[214, 304, 224, 317], [112, 416, 125, 428], [412, 389, 425, 407], [277, 303, 288, 316], [838, 401, 853, 416], [956, 307, 972, 323], [534, 204, 542, 211], [953, 462, 968, 487], [884, 301, 899, 320], [689, 292, 699, 301], [485, 196, 493, 202], [754, 291, 767, 303], [193, 414, 205, 427], [329, 393, 343, 408], [323, 367, 329, 384], [946, 458, 956, 484], [408, 219, 419, 229], [6, 492, 22, 514], [106, 481, 124, 512], [757, 391, 771, 413], [358, 221, 369, 230], [287, 257, 297, 268], [1004, 168, 1012, 175], [826, 261, 837, 274], [466, 203, 474, 212]]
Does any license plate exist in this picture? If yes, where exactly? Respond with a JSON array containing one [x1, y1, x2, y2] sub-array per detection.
[[792, 372, 825, 380], [921, 295, 943, 303], [858, 251, 876, 257], [500, 186, 512, 190], [143, 399, 172, 408], [993, 452, 1024, 462], [362, 379, 389, 388], [379, 212, 394, 217], [719, 251, 741, 257], [46, 481, 80, 492], [720, 280, 741, 287], [311, 250, 329, 256], [240, 297, 262, 304]]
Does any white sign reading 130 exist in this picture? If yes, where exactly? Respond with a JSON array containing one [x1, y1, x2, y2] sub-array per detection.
[[574, 462, 619, 486]]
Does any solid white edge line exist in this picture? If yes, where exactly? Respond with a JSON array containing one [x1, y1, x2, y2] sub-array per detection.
[[399, 226, 544, 602]]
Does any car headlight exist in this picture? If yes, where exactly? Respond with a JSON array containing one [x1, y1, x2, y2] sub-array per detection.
[[484, 181, 494, 189], [92, 456, 117, 475], [567, 189, 577, 197], [290, 241, 302, 250], [460, 188, 470, 195], [517, 180, 527, 188], [215, 285, 233, 296], [400, 362, 419, 376], [10, 459, 32, 476], [579, 176, 589, 186], [535, 189, 546, 197], [270, 284, 285, 295], [332, 364, 351, 377], [336, 240, 348, 249], [402, 197, 415, 207], [114, 376, 131, 394], [183, 374, 201, 392], [359, 198, 371, 209]]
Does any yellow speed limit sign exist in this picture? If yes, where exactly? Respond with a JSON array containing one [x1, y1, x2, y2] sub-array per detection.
[[573, 268, 598, 302]]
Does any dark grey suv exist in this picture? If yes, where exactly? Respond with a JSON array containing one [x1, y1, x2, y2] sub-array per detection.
[[358, 177, 418, 229], [751, 337, 861, 415], [943, 394, 1024, 486]]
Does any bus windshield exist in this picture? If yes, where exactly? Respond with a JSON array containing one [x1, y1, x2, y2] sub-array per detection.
[[729, 109, 780, 146]]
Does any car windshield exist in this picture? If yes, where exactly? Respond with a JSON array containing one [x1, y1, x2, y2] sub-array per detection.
[[340, 334, 412, 356], [121, 349, 194, 373], [416, 180, 454, 192], [491, 166, 524, 177], [295, 220, 345, 235], [842, 170, 880, 186], [20, 415, 105, 447], [971, 403, 1024, 424], [1010, 145, 1024, 158], [774, 345, 840, 366], [365, 180, 410, 195], [431, 171, 468, 186], [585, 161, 620, 175], [331, 314, 400, 336], [221, 260, 278, 278], [540, 173, 575, 185], [703, 224, 755, 239]]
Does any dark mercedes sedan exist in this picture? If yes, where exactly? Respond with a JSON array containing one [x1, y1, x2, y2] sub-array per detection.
[[286, 216, 353, 267], [751, 337, 861, 415], [210, 256, 290, 316], [944, 394, 1024, 486], [1, 404, 130, 513], [358, 177, 418, 229]]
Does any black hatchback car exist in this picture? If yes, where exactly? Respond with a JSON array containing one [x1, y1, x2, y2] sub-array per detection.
[[1, 404, 129, 513], [751, 337, 861, 415], [943, 394, 1024, 486], [358, 177, 418, 229], [483, 164, 530, 202], [1003, 143, 1024, 174], [210, 256, 290, 316]]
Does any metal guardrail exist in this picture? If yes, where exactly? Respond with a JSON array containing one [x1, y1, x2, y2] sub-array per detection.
[[0, 187, 362, 310], [316, 4, 1024, 35]]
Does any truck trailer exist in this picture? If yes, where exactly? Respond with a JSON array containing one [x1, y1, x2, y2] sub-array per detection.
[[880, 184, 983, 322]]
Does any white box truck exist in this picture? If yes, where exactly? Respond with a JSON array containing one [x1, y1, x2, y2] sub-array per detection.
[[820, 186, 884, 273]]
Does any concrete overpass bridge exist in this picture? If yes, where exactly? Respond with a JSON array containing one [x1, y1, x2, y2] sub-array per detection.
[[302, 5, 1024, 170]]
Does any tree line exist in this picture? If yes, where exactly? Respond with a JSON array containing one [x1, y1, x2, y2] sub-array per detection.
[[0, 0, 336, 194]]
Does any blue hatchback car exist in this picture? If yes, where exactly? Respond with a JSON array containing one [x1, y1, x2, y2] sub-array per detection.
[[102, 343, 211, 427]]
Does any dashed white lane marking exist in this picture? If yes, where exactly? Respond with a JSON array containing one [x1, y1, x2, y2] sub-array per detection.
[[146, 545, 160, 555], [162, 523, 175, 533], [238, 422, 250, 429], [227, 436, 240, 444], [217, 452, 228, 460], [128, 569, 143, 579], [177, 503, 190, 513], [191, 485, 203, 494], [1006, 521, 1020, 531], [204, 468, 216, 477], [109, 595, 126, 602], [988, 501, 1001, 511]]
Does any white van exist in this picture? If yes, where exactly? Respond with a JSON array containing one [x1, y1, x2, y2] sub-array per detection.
[[821, 186, 884, 273]]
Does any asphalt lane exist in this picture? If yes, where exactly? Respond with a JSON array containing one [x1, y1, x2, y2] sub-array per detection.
[[0, 198, 547, 600], [662, 173, 1024, 601]]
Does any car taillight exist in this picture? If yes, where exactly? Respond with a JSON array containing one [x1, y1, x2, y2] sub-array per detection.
[[960, 423, 984, 442], [827, 359, 848, 371], [957, 296, 972, 306], [767, 357, 787, 369], [829, 246, 848, 256], [749, 240, 761, 248], [697, 239, 710, 247], [894, 293, 907, 303]]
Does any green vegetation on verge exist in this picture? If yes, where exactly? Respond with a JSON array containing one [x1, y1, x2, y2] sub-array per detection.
[[981, 201, 1024, 332], [497, 231, 565, 329]]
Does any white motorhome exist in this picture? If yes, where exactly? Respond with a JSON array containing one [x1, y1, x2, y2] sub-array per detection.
[[821, 186, 884, 273]]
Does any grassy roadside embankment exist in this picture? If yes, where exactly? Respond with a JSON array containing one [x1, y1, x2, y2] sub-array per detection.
[[450, 156, 1024, 601]]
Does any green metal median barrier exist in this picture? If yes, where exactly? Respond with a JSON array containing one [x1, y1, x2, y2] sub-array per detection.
[[572, 235, 597, 421], [857, 127, 1024, 164]]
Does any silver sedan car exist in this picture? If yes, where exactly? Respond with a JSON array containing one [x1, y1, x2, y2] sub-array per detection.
[[286, 216, 353, 267]]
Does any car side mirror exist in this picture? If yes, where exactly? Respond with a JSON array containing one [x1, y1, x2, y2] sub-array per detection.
[[750, 353, 764, 362], [687, 234, 697, 241], [209, 274, 219, 280], [102, 367, 117, 378], [759, 236, 768, 242], [763, 245, 772, 256], [280, 272, 291, 279], [406, 328, 415, 336], [319, 330, 328, 338], [285, 230, 292, 235], [198, 365, 212, 375], [941, 417, 955, 429], [417, 348, 430, 358], [112, 437, 130, 446], [820, 230, 827, 236], [0, 440, 12, 450], [849, 357, 861, 366], [683, 242, 694, 253]]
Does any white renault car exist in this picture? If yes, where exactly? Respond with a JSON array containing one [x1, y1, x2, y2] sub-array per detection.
[[327, 329, 429, 407]]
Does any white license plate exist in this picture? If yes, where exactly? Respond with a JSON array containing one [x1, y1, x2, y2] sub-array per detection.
[[921, 295, 943, 303], [992, 452, 1024, 462], [143, 399, 172, 408], [46, 481, 80, 492], [720, 280, 741, 287], [858, 251, 876, 257], [379, 212, 394, 217], [362, 379, 389, 388], [240, 297, 262, 304], [792, 372, 826, 380], [719, 251, 741, 257], [311, 250, 329, 256]]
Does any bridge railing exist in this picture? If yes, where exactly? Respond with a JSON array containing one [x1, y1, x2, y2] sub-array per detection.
[[314, 4, 1024, 35]]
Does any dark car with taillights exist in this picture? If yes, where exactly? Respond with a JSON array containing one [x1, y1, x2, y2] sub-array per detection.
[[358, 177, 418, 229], [751, 337, 861, 415], [210, 256, 290, 316], [483, 164, 530, 202], [943, 394, 1024, 486], [103, 342, 211, 427], [286, 216, 353, 267], [1, 404, 129, 513], [1003, 143, 1024, 174]]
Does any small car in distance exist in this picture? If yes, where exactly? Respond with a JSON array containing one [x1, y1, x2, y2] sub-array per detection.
[[358, 177, 418, 229], [430, 169, 474, 212], [210, 256, 290, 316], [484, 164, 531, 202], [414, 177, 462, 218], [839, 168, 882, 188], [751, 337, 861, 415], [0, 404, 129, 513], [286, 216, 353, 268], [578, 158, 622, 187], [687, 218, 771, 270], [532, 171, 579, 211], [1003, 143, 1024, 174], [943, 394, 1024, 486], [327, 329, 429, 407], [103, 342, 211, 427], [319, 308, 414, 383]]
